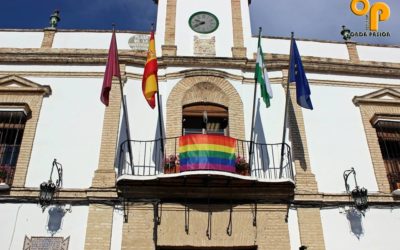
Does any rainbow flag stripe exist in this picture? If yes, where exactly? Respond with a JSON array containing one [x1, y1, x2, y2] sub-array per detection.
[[179, 134, 237, 173]]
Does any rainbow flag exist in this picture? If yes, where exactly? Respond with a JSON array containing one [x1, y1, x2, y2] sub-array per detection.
[[179, 134, 237, 173]]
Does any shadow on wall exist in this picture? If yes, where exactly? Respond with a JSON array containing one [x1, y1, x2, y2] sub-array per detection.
[[47, 205, 70, 236], [346, 208, 364, 239]]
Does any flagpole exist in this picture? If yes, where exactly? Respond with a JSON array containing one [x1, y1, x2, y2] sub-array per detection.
[[113, 24, 135, 175], [248, 27, 262, 170], [279, 32, 294, 178], [151, 23, 165, 154]]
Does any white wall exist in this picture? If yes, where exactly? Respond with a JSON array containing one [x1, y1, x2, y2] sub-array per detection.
[[0, 204, 88, 250], [0, 31, 43, 48], [321, 208, 400, 250], [245, 37, 350, 60], [0, 64, 105, 73], [303, 86, 378, 193], [240, 82, 286, 143], [53, 32, 138, 50], [175, 0, 234, 57], [26, 77, 104, 188], [124, 78, 159, 141], [357, 45, 400, 63]]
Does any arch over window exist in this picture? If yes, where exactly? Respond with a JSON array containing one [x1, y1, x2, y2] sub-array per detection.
[[166, 75, 245, 140]]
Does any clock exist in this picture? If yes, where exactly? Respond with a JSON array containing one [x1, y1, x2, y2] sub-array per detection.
[[189, 11, 219, 34]]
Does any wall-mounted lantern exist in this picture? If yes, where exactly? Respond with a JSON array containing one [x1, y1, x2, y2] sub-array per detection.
[[39, 159, 63, 210], [343, 167, 368, 212]]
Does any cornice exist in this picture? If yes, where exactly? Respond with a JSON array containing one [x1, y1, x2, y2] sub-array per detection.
[[0, 48, 399, 79], [2, 187, 400, 206]]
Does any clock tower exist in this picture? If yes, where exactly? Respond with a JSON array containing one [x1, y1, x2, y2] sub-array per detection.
[[154, 0, 252, 58]]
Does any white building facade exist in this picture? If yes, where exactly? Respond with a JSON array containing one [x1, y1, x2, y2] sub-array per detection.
[[0, 0, 399, 249]]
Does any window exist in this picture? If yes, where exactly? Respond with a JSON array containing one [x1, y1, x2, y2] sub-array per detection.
[[0, 111, 27, 187], [373, 116, 400, 192], [182, 103, 228, 136]]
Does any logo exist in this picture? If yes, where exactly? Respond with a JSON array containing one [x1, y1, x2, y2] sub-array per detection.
[[350, 0, 391, 31]]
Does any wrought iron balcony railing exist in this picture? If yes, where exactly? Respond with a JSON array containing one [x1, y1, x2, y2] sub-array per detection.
[[117, 136, 294, 182]]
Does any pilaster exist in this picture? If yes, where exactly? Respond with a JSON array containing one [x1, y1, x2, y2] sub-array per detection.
[[163, 0, 177, 56], [90, 77, 122, 188], [41, 28, 56, 48], [297, 208, 326, 250], [84, 205, 114, 250], [345, 41, 360, 62], [282, 70, 318, 192], [231, 0, 247, 58]]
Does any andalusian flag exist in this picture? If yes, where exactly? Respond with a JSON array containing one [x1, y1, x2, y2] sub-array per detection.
[[179, 134, 237, 173], [142, 31, 158, 109], [255, 34, 273, 107]]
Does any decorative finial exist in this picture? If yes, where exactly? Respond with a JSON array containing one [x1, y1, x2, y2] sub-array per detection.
[[49, 10, 61, 29], [341, 25, 351, 41]]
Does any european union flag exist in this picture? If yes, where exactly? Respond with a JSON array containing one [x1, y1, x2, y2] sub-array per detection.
[[289, 39, 313, 110]]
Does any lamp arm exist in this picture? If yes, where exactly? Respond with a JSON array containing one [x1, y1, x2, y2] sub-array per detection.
[[51, 159, 63, 188], [343, 167, 356, 193]]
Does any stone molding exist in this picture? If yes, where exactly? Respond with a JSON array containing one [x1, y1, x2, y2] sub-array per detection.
[[166, 75, 246, 141], [0, 70, 398, 91], [0, 75, 51, 187], [353, 88, 400, 193], [4, 186, 400, 203], [0, 49, 399, 78]]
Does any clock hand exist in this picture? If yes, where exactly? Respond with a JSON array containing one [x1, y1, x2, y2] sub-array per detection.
[[193, 21, 205, 28]]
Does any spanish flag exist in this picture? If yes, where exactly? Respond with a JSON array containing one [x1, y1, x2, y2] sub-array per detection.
[[142, 31, 158, 109]]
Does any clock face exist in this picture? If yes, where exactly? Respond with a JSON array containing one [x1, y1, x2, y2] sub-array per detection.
[[189, 11, 219, 34]]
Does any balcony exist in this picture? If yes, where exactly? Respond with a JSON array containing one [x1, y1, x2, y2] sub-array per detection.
[[117, 135, 295, 201]]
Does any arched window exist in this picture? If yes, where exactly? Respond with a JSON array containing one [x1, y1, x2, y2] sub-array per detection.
[[182, 103, 228, 136]]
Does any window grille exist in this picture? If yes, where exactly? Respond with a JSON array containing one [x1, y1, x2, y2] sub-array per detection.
[[0, 111, 27, 186], [375, 120, 400, 192]]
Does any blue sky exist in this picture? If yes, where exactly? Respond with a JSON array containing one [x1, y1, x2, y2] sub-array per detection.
[[0, 0, 398, 45]]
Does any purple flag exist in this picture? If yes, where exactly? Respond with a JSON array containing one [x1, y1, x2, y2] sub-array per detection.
[[101, 30, 120, 106]]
